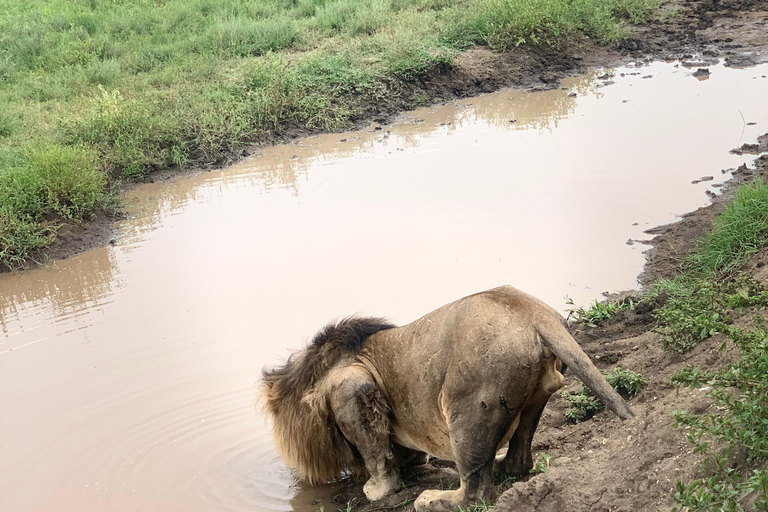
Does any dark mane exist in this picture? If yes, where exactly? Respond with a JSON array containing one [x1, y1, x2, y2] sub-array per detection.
[[260, 316, 396, 483], [262, 316, 396, 404]]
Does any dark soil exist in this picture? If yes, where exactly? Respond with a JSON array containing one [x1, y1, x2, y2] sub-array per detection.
[[25, 0, 768, 268]]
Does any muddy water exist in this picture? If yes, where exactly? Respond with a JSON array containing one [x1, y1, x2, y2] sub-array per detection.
[[1, 61, 767, 512]]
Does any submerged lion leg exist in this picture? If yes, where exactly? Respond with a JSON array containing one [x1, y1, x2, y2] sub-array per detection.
[[327, 366, 402, 501]]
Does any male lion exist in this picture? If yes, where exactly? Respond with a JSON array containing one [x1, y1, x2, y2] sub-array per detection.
[[260, 286, 634, 511]]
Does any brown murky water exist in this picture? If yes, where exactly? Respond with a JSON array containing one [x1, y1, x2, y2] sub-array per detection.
[[1, 61, 767, 512]]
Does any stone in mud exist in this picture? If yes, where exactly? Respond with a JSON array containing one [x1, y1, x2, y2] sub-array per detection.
[[495, 476, 565, 512], [693, 68, 711, 77], [731, 143, 761, 155]]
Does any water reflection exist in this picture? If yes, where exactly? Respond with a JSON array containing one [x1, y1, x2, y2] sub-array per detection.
[[0, 248, 119, 351], [118, 68, 601, 235]]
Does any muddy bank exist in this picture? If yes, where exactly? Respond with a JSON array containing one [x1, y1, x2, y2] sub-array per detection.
[[24, 0, 768, 267]]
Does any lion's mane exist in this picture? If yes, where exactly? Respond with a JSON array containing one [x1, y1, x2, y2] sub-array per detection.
[[260, 317, 395, 483]]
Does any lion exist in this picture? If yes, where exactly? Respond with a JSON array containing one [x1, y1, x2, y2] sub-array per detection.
[[260, 285, 634, 511]]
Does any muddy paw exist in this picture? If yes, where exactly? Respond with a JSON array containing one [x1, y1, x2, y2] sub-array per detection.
[[362, 473, 401, 501], [414, 489, 464, 512]]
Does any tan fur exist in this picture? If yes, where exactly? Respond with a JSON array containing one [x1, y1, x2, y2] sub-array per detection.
[[260, 286, 634, 510]]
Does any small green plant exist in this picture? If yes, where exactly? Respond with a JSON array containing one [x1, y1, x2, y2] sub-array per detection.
[[566, 297, 635, 327], [0, 111, 18, 138], [563, 367, 646, 423], [671, 323, 768, 511], [459, 499, 494, 511], [530, 452, 551, 474]]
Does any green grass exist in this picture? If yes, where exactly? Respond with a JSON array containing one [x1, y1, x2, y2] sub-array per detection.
[[562, 367, 646, 423], [642, 180, 768, 510], [0, 0, 664, 269], [688, 180, 768, 275], [649, 181, 768, 353], [567, 296, 635, 327]]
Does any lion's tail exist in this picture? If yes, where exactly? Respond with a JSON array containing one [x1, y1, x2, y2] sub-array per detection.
[[536, 314, 635, 420]]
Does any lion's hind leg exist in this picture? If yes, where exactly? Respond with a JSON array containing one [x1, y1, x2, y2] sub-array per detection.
[[327, 366, 402, 502], [414, 392, 525, 512], [497, 384, 551, 477], [499, 355, 565, 477]]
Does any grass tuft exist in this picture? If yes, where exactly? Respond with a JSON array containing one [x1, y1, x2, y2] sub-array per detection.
[[689, 180, 768, 275], [566, 297, 635, 327], [562, 367, 645, 423]]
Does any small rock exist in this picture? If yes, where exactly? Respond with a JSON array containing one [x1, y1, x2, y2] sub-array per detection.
[[693, 68, 710, 77], [109, 238, 117, 245]]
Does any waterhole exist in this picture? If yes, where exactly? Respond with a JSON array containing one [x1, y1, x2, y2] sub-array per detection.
[[1, 61, 767, 512]]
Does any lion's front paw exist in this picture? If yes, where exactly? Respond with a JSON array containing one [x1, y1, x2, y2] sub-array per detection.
[[362, 473, 401, 502], [414, 489, 465, 512]]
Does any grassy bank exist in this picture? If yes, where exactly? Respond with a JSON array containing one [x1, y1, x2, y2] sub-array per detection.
[[590, 180, 768, 510], [0, 0, 664, 269]]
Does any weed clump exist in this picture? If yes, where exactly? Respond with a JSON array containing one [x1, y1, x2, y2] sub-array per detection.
[[671, 323, 768, 510], [562, 367, 645, 423], [567, 297, 635, 327], [0, 142, 108, 269]]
